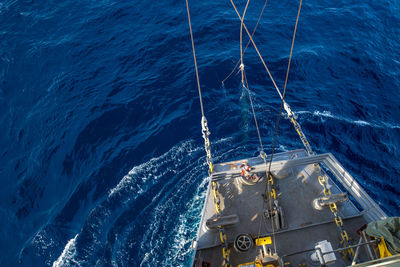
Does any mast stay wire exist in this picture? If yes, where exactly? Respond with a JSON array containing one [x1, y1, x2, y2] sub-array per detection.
[[222, 0, 269, 84]]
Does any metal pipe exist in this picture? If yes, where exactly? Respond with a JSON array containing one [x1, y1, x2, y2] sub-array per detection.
[[321, 239, 378, 255], [258, 213, 364, 237], [352, 236, 363, 265], [281, 239, 378, 261], [361, 231, 375, 260], [262, 244, 267, 256]]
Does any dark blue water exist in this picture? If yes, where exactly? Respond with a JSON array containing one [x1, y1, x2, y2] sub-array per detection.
[[1, 0, 399, 266]]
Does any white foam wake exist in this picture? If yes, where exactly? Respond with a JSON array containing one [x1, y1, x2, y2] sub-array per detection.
[[109, 139, 200, 198], [52, 139, 203, 266], [294, 110, 400, 129], [52, 235, 79, 267], [52, 136, 237, 266], [138, 174, 210, 266]]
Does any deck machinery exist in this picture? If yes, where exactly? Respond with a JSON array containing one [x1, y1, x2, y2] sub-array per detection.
[[191, 149, 399, 266]]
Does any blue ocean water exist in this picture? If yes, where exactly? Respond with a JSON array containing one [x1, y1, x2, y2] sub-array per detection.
[[0, 0, 399, 266]]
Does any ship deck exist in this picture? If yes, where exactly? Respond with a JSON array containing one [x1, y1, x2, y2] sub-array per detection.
[[192, 150, 387, 267]]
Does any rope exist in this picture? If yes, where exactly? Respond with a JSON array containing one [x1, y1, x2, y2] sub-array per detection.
[[239, 5, 271, 244], [244, 71, 264, 152], [230, 0, 314, 158], [240, 0, 250, 84], [267, 0, 302, 173], [283, 0, 302, 97], [222, 0, 268, 84], [230, 0, 283, 100], [231, 0, 281, 254], [186, 2, 231, 266], [264, 2, 302, 255], [230, 2, 353, 260], [185, 0, 204, 117], [229, 0, 303, 254]]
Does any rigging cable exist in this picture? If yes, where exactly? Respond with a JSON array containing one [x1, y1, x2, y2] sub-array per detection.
[[231, 0, 281, 254], [257, 5, 353, 257], [222, 0, 269, 84], [244, 71, 264, 153], [231, 0, 354, 258], [230, 0, 283, 100], [267, 0, 302, 175], [265, 1, 302, 255], [186, 0, 204, 118], [229, 0, 303, 255], [237, 1, 270, 244], [230, 0, 314, 156], [240, 0, 266, 153], [185, 1, 232, 266], [185, 0, 213, 173], [240, 0, 266, 175], [240, 0, 250, 84], [239, 7, 274, 242], [244, 70, 275, 253]]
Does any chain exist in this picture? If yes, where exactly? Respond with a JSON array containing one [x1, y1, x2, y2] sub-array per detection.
[[202, 116, 231, 266], [215, 181, 231, 267], [263, 149, 277, 203], [314, 163, 355, 258], [266, 169, 278, 253], [211, 181, 231, 266], [256, 153, 279, 253], [267, 173, 277, 201], [202, 116, 213, 174], [284, 104, 354, 257], [186, 0, 228, 263], [284, 102, 314, 155]]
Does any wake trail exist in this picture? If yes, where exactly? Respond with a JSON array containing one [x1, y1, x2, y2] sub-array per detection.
[[294, 110, 400, 129], [52, 137, 234, 267], [52, 140, 202, 266]]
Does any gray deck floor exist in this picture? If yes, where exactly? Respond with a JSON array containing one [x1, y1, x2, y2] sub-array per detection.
[[193, 150, 377, 266]]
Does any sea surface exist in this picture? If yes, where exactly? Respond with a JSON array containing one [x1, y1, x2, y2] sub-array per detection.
[[0, 0, 399, 266]]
